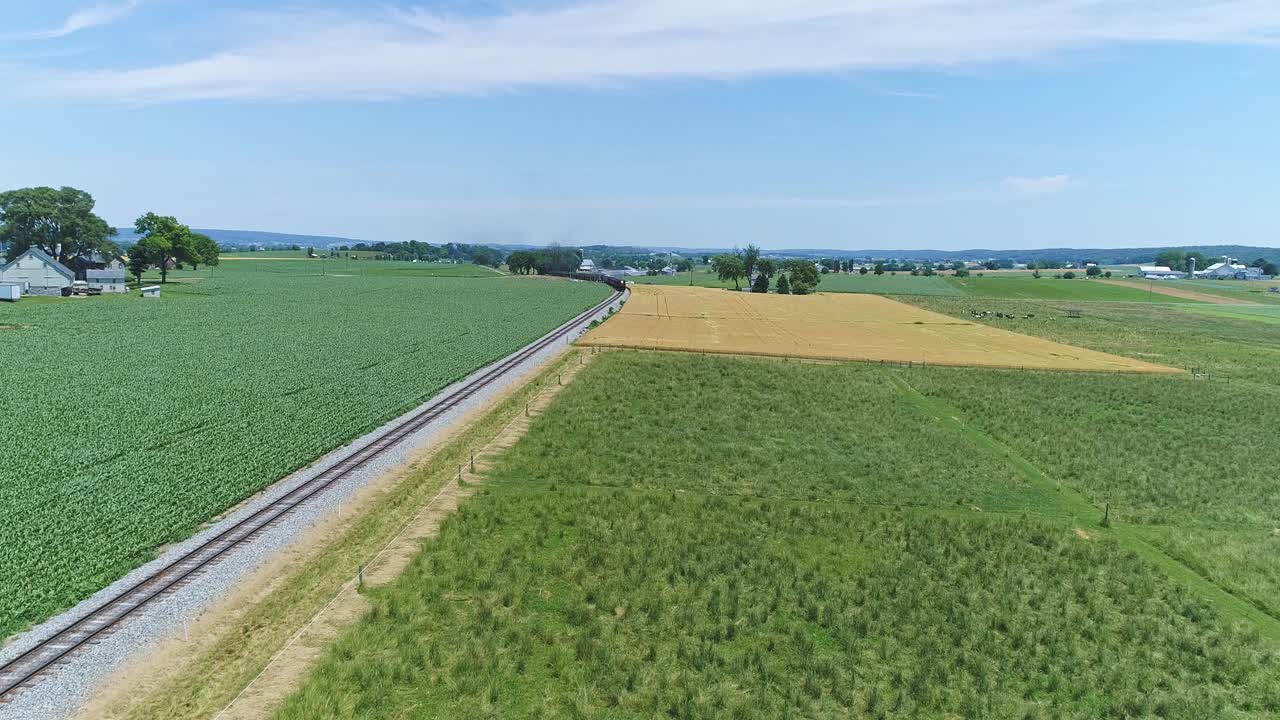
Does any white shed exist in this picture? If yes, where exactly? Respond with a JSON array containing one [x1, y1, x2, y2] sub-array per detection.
[[141, 286, 161, 299], [0, 283, 20, 302]]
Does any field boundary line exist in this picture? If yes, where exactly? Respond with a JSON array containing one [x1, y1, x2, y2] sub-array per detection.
[[888, 370, 1280, 645]]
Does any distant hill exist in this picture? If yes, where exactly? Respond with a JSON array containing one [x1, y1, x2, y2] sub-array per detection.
[[113, 228, 370, 248], [112, 229, 1279, 266], [768, 246, 1280, 265]]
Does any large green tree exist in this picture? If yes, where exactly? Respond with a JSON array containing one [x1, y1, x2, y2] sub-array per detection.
[[183, 233, 221, 271], [783, 259, 821, 295], [0, 186, 118, 263], [132, 212, 192, 283], [506, 251, 537, 274], [741, 244, 761, 284], [776, 272, 791, 294], [1153, 249, 1189, 272], [711, 253, 746, 290], [755, 258, 776, 280]]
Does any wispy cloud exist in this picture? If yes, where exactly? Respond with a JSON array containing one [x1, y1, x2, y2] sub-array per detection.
[[875, 89, 942, 100], [1001, 175, 1073, 196], [9, 0, 1280, 103], [16, 1, 140, 40]]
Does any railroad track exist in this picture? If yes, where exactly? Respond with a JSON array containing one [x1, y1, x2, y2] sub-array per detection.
[[0, 284, 623, 704]]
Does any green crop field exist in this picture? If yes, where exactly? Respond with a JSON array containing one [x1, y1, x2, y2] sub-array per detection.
[[950, 275, 1196, 302], [277, 351, 1280, 719], [0, 260, 609, 638], [1179, 280, 1280, 305]]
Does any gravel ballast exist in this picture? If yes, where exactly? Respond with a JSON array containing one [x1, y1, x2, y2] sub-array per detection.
[[0, 288, 625, 720]]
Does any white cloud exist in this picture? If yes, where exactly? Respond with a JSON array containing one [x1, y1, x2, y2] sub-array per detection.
[[17, 1, 140, 40], [1001, 175, 1073, 195], [10, 0, 1280, 102]]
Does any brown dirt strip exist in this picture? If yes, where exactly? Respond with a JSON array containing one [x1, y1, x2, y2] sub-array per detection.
[[1098, 279, 1258, 305]]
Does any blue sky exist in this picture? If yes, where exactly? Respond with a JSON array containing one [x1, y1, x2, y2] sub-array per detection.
[[1, 1, 1277, 250]]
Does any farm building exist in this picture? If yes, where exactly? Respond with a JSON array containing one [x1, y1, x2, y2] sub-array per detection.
[[1138, 266, 1185, 279], [1192, 257, 1270, 280], [578, 259, 597, 272], [0, 248, 76, 295], [67, 251, 126, 280], [86, 268, 128, 293], [141, 286, 161, 299], [1196, 261, 1247, 279], [0, 283, 21, 302]]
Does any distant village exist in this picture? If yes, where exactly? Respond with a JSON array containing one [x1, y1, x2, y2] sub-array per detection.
[[1137, 257, 1273, 281]]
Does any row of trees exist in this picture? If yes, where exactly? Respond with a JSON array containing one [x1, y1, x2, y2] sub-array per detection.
[[506, 246, 584, 275], [322, 241, 503, 266], [710, 246, 821, 295], [0, 186, 220, 283]]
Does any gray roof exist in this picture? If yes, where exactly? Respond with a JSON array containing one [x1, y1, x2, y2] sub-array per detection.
[[87, 268, 126, 280], [2, 247, 75, 281]]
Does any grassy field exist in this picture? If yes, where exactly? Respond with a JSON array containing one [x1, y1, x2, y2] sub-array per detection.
[[904, 367, 1280, 527], [1180, 304, 1280, 325], [903, 295, 1280, 385], [950, 275, 1197, 302], [1179, 279, 1280, 305], [276, 352, 1280, 719], [0, 261, 608, 638], [631, 268, 1198, 302]]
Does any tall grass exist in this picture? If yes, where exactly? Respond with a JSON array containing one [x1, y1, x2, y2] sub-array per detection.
[[277, 488, 1280, 719], [276, 352, 1280, 719], [490, 353, 1056, 513]]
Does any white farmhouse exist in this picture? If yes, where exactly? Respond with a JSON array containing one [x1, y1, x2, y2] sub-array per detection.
[[0, 248, 75, 295], [86, 268, 128, 293]]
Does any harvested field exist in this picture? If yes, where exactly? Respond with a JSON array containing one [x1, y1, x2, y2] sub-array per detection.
[[580, 285, 1180, 373]]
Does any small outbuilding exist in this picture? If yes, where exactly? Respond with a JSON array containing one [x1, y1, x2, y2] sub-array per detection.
[[141, 285, 161, 299], [1138, 265, 1185, 279], [0, 283, 21, 302], [87, 268, 128, 293]]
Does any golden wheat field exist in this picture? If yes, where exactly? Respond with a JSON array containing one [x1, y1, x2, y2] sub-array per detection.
[[580, 285, 1180, 373]]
